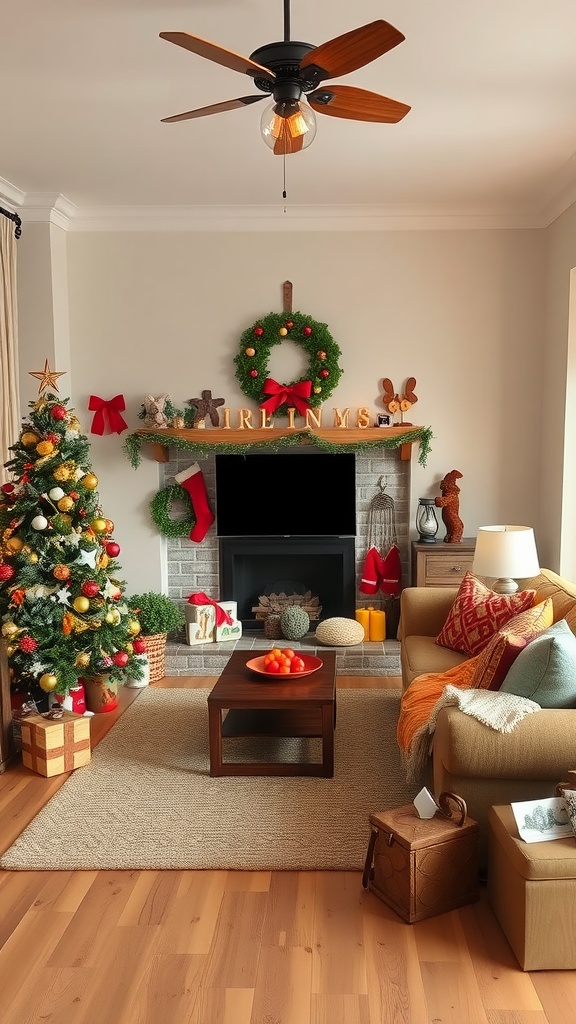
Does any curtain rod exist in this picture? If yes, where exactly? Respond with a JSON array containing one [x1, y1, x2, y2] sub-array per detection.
[[0, 205, 22, 238]]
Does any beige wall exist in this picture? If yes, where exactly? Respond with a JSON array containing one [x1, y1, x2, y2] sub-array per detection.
[[18, 224, 549, 592]]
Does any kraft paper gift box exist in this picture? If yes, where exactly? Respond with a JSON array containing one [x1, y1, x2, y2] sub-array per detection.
[[185, 600, 242, 646], [21, 708, 91, 778]]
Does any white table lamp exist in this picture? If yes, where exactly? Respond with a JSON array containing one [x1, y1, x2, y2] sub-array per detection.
[[472, 526, 540, 594]]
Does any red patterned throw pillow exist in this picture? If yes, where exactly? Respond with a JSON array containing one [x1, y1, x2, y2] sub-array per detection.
[[435, 572, 536, 656], [470, 598, 554, 690]]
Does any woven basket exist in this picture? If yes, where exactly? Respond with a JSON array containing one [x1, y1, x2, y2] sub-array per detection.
[[263, 614, 282, 640], [143, 632, 168, 683]]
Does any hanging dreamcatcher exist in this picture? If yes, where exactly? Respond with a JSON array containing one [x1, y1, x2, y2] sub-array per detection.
[[360, 477, 402, 596]]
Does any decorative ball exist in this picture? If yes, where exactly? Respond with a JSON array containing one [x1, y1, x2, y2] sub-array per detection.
[[303, 326, 312, 336], [51, 404, 67, 421], [19, 636, 38, 653], [113, 651, 129, 668], [53, 564, 71, 581], [39, 673, 58, 692], [132, 638, 147, 654], [5, 536, 23, 553], [36, 440, 54, 456], [279, 327, 288, 337], [285, 320, 294, 329], [279, 606, 310, 641], [317, 350, 327, 360], [1, 483, 15, 495], [75, 653, 91, 669], [53, 465, 71, 482], [31, 515, 49, 531], [0, 564, 15, 583], [21, 432, 40, 447], [315, 617, 364, 647], [106, 542, 120, 558], [73, 596, 90, 613], [98, 552, 110, 569], [68, 416, 82, 432], [91, 518, 107, 533], [104, 519, 114, 534], [1, 621, 18, 638], [320, 369, 329, 379], [49, 487, 65, 501], [81, 581, 100, 598], [81, 473, 98, 491], [128, 619, 141, 636], [57, 496, 74, 512], [254, 326, 264, 336], [250, 369, 258, 378], [313, 387, 322, 394], [29, 553, 39, 563], [245, 347, 256, 357], [105, 608, 121, 625]]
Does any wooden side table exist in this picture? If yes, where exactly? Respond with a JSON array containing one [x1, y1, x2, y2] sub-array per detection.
[[0, 640, 16, 774], [411, 538, 476, 587]]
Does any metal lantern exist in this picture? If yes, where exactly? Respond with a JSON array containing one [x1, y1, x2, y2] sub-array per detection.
[[416, 498, 439, 543]]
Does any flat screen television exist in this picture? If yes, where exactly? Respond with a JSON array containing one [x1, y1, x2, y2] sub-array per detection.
[[215, 451, 356, 537]]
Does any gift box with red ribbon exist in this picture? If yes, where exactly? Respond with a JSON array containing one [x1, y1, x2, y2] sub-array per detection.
[[184, 593, 242, 646]]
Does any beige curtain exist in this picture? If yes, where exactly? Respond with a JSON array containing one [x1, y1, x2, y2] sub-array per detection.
[[0, 215, 20, 485]]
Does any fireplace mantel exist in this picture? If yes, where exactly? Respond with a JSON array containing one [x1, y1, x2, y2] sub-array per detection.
[[124, 425, 433, 468]]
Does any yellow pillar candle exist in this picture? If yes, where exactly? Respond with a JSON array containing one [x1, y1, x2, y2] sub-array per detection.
[[355, 608, 370, 641], [369, 609, 386, 642]]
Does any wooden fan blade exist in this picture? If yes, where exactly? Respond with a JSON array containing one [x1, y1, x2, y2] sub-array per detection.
[[159, 32, 275, 81], [161, 95, 264, 123], [300, 21, 404, 83], [309, 85, 410, 123]]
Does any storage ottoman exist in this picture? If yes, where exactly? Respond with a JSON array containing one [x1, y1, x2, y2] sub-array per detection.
[[362, 801, 479, 922], [488, 804, 576, 970]]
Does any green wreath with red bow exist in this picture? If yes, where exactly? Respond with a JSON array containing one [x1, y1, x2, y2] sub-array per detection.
[[234, 311, 343, 418]]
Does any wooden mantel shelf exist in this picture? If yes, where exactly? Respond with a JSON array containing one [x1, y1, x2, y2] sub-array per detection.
[[124, 425, 433, 468]]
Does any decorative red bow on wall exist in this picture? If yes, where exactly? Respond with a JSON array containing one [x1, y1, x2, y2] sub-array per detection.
[[259, 378, 312, 416], [88, 395, 128, 435], [186, 592, 233, 627]]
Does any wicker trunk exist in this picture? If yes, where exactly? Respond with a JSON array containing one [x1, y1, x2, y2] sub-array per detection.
[[144, 632, 168, 683]]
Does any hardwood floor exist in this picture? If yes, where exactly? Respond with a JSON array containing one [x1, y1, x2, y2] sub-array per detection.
[[0, 675, 575, 1024]]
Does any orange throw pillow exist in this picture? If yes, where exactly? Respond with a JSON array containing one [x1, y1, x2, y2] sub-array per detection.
[[471, 598, 554, 690], [436, 572, 536, 656]]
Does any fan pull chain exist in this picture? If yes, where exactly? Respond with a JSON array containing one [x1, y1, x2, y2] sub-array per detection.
[[282, 153, 287, 213]]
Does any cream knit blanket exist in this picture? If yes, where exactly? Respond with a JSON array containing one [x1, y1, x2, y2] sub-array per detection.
[[404, 684, 541, 782]]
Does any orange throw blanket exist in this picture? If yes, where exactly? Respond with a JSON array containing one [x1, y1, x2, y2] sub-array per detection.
[[396, 657, 479, 758]]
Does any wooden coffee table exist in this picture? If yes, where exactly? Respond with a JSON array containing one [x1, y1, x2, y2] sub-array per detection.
[[207, 649, 337, 778]]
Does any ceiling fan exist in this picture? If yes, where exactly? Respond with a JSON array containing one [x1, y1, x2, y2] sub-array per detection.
[[159, 0, 410, 155]]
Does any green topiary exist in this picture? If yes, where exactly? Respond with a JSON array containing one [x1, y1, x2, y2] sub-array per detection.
[[128, 592, 184, 637], [280, 606, 310, 641]]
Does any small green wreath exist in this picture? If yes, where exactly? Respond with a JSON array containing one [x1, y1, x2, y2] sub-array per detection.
[[234, 311, 343, 417], [149, 484, 196, 538]]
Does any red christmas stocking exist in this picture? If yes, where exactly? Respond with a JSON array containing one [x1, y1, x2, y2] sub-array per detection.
[[360, 546, 385, 595], [174, 463, 214, 542], [380, 544, 402, 596]]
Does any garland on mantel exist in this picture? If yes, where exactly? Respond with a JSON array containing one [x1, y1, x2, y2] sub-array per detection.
[[123, 426, 433, 469]]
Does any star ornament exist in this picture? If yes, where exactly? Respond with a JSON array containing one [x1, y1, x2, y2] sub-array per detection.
[[29, 359, 66, 395], [74, 547, 98, 569]]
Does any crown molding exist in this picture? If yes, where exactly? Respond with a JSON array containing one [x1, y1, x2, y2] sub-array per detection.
[[0, 176, 26, 209]]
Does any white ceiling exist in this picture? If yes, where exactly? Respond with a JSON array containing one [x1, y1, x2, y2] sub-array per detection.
[[3, 0, 576, 227]]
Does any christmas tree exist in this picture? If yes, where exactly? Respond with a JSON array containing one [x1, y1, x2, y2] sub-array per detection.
[[0, 381, 145, 701]]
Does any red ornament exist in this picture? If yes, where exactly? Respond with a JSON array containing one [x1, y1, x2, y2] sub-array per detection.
[[320, 368, 330, 378], [51, 405, 67, 420], [285, 320, 294, 329], [47, 433, 59, 445], [106, 542, 121, 558], [1, 483, 15, 495], [19, 636, 38, 653], [112, 651, 129, 668], [81, 580, 100, 598], [133, 638, 147, 655], [250, 369, 258, 378], [0, 564, 15, 582], [254, 326, 264, 337], [303, 326, 312, 336]]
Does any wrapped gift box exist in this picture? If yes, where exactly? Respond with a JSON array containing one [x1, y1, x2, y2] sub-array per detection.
[[185, 599, 242, 646], [21, 708, 91, 777]]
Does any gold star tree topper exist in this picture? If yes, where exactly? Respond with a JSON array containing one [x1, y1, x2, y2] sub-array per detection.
[[29, 359, 66, 395]]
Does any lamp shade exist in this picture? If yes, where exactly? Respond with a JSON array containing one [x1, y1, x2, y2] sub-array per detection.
[[473, 526, 540, 593]]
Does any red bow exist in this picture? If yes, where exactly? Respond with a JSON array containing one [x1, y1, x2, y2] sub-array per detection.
[[186, 592, 233, 627], [88, 395, 128, 435], [260, 378, 312, 417]]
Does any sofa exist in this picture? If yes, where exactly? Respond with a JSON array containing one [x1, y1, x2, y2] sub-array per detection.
[[398, 568, 576, 866]]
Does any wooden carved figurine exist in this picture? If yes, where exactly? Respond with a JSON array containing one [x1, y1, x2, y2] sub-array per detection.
[[435, 469, 464, 544], [381, 377, 418, 424]]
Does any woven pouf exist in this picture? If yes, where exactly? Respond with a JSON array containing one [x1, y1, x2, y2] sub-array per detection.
[[315, 617, 364, 646]]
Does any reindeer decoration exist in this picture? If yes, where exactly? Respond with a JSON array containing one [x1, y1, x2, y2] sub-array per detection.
[[381, 377, 418, 424]]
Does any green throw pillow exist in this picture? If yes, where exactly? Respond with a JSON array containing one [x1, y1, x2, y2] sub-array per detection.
[[499, 620, 576, 707]]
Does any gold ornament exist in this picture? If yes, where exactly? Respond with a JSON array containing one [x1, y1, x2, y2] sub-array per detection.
[[53, 465, 71, 482], [125, 642, 134, 655], [68, 416, 82, 432], [75, 653, 91, 669], [105, 608, 121, 625], [104, 519, 114, 534], [279, 327, 288, 337], [53, 564, 71, 580], [5, 537, 23, 553], [1, 622, 19, 638], [29, 553, 39, 563], [128, 620, 141, 636], [245, 347, 256, 357], [314, 386, 322, 394], [81, 473, 98, 491], [6, 643, 17, 657], [98, 552, 110, 570], [73, 596, 90, 613], [91, 518, 107, 533], [36, 440, 54, 456], [39, 673, 58, 692], [57, 496, 74, 512], [21, 431, 40, 448], [317, 350, 327, 360], [171, 416, 185, 429]]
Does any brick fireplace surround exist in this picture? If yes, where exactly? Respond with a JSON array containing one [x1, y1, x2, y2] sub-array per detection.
[[163, 449, 409, 675]]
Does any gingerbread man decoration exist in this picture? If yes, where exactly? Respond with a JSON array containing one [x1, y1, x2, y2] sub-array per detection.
[[187, 390, 225, 427]]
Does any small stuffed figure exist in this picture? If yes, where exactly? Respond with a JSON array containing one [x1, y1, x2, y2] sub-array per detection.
[[435, 470, 464, 544], [142, 394, 170, 429]]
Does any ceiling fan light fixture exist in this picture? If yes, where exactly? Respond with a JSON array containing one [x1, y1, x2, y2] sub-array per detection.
[[260, 98, 317, 153]]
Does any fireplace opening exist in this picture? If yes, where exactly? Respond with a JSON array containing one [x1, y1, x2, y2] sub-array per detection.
[[219, 536, 356, 629]]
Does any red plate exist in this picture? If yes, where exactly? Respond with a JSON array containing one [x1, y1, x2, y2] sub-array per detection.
[[246, 654, 324, 679]]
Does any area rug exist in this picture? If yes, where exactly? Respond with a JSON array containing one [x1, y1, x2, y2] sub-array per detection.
[[0, 687, 422, 872]]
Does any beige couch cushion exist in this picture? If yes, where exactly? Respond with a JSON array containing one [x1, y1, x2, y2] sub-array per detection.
[[401, 634, 468, 686]]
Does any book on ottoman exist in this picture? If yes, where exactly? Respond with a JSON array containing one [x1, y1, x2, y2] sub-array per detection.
[[21, 707, 91, 777], [185, 596, 242, 646]]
